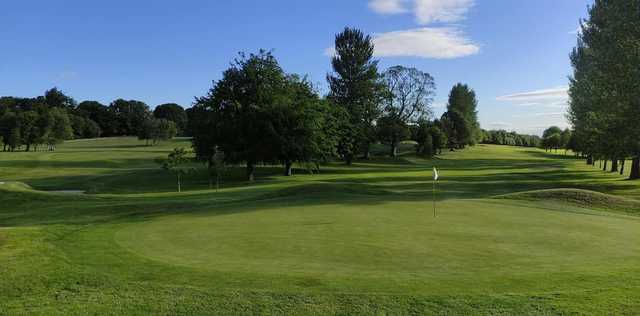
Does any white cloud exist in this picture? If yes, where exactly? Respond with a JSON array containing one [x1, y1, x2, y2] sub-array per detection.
[[414, 0, 474, 24], [375, 27, 479, 59], [324, 27, 479, 59], [369, 0, 408, 15], [368, 0, 474, 25], [496, 86, 568, 102], [340, 0, 479, 59]]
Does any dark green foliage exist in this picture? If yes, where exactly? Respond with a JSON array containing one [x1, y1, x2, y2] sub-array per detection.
[[153, 103, 187, 135], [568, 0, 640, 179], [441, 84, 480, 149], [327, 27, 386, 162], [440, 110, 469, 150], [192, 51, 338, 180], [44, 87, 76, 109], [76, 101, 114, 136], [109, 99, 151, 136], [138, 118, 177, 146], [414, 120, 443, 157], [482, 130, 541, 148], [377, 114, 409, 157]]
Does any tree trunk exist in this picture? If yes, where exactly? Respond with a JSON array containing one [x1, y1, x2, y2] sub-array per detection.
[[611, 159, 618, 173], [177, 174, 181, 193], [390, 142, 398, 158], [630, 157, 640, 180], [216, 175, 220, 192], [284, 161, 293, 176], [344, 154, 353, 165], [586, 155, 593, 165], [25, 144, 30, 152], [620, 159, 625, 175], [363, 143, 370, 160], [603, 160, 608, 171], [247, 162, 255, 182]]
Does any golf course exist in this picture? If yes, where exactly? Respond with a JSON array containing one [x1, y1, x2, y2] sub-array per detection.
[[1, 137, 640, 315]]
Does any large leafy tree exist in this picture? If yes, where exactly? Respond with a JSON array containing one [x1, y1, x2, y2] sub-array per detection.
[[153, 103, 187, 135], [44, 87, 76, 109], [192, 51, 337, 181], [381, 65, 435, 157], [108, 99, 151, 136], [327, 27, 385, 162]]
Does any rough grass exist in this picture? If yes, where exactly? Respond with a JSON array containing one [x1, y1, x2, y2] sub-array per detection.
[[1, 138, 640, 315]]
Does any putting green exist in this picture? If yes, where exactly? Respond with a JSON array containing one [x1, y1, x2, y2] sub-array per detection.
[[115, 198, 640, 294]]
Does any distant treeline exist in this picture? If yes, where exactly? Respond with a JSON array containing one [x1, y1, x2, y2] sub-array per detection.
[[479, 130, 541, 148], [0, 88, 187, 151]]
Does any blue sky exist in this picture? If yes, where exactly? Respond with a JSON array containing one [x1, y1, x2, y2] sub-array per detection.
[[0, 0, 591, 135]]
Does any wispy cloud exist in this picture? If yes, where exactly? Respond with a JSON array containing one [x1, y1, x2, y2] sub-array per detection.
[[496, 86, 568, 102], [372, 27, 479, 59], [512, 112, 566, 118], [369, 0, 408, 15], [414, 0, 474, 25], [336, 0, 478, 59], [368, 0, 475, 25], [324, 27, 479, 59]]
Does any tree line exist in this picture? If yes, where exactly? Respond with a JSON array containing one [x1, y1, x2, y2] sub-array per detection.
[[190, 28, 482, 181], [480, 130, 541, 148], [0, 88, 187, 151], [567, 0, 640, 179]]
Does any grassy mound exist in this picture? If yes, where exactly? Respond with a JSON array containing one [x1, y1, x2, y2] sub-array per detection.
[[497, 188, 640, 214]]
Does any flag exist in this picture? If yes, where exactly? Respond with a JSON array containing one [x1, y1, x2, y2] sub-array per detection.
[[433, 167, 439, 181]]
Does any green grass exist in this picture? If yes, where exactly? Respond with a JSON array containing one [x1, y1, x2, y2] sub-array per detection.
[[1, 138, 640, 315]]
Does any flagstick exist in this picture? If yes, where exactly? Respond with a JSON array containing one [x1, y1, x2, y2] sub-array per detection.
[[433, 178, 436, 218]]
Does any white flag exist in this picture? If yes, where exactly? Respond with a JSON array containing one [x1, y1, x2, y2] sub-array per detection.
[[433, 167, 439, 181]]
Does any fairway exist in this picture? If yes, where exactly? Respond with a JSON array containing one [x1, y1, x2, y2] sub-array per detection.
[[2, 138, 640, 315]]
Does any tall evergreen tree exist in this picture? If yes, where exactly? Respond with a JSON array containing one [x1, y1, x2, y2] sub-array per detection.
[[441, 83, 480, 149], [327, 27, 385, 163]]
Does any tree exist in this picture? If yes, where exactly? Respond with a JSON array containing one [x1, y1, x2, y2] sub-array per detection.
[[192, 51, 282, 181], [47, 108, 73, 151], [109, 99, 151, 136], [153, 103, 187, 135], [138, 118, 177, 146], [327, 27, 385, 162], [441, 110, 470, 150], [192, 51, 338, 181], [430, 124, 448, 154], [157, 147, 192, 193], [209, 147, 226, 191], [76, 101, 113, 136], [377, 114, 409, 156], [381, 65, 435, 157], [441, 84, 479, 149], [415, 120, 434, 157], [44, 87, 76, 109], [568, 0, 640, 179]]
